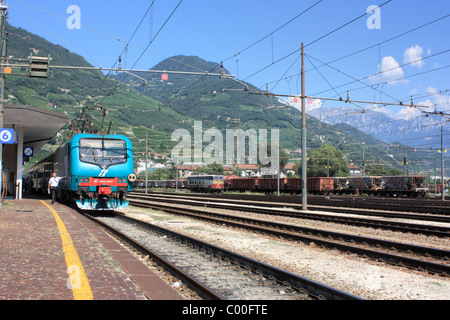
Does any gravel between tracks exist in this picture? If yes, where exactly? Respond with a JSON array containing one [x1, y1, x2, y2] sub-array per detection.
[[121, 204, 450, 300]]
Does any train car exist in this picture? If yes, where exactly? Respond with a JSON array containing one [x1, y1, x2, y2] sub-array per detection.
[[346, 176, 384, 195], [223, 175, 238, 191], [187, 175, 224, 192], [141, 172, 431, 198], [257, 178, 287, 193], [285, 178, 302, 194], [165, 179, 186, 189], [133, 179, 144, 188], [28, 161, 53, 193], [307, 177, 334, 194], [382, 175, 428, 197], [135, 178, 197, 190], [26, 133, 134, 210], [226, 177, 259, 192], [333, 177, 348, 194]]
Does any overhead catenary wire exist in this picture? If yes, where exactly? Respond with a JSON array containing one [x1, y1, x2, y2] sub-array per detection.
[[241, 0, 393, 83], [305, 54, 342, 100], [96, 0, 184, 105], [95, 0, 157, 94], [7, 2, 100, 66], [7, 1, 446, 162], [261, 13, 450, 89], [10, 0, 207, 74], [306, 53, 402, 103], [310, 50, 450, 97], [221, 0, 323, 64], [165, 1, 395, 122]]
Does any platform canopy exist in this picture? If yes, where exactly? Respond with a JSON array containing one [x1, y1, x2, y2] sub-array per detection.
[[3, 104, 69, 150], [2, 104, 69, 200]]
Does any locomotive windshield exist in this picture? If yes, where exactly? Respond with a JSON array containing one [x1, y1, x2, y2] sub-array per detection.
[[79, 138, 127, 167]]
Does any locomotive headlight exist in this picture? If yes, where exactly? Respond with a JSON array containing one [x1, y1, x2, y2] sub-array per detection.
[[128, 174, 136, 182]]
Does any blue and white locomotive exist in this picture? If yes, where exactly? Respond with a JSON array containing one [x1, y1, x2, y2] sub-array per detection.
[[26, 133, 135, 210]]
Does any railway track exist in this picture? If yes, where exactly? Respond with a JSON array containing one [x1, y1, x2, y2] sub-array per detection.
[[83, 212, 360, 300], [127, 196, 450, 276], [128, 193, 450, 237], [140, 190, 450, 215]]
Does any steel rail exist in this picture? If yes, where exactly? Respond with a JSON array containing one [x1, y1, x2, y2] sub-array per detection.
[[83, 212, 225, 300], [129, 198, 450, 276], [84, 212, 361, 300], [140, 190, 450, 215], [128, 193, 450, 237]]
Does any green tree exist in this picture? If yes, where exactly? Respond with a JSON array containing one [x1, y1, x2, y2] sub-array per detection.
[[386, 167, 403, 176], [301, 144, 349, 177], [147, 168, 176, 180], [232, 166, 242, 176], [194, 162, 224, 175], [365, 165, 403, 176], [365, 164, 388, 175]]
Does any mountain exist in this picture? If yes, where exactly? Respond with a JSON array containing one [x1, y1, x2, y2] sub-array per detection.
[[5, 22, 435, 173], [309, 107, 450, 149]]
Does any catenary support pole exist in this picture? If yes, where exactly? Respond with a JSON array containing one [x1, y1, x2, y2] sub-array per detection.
[[145, 132, 148, 194], [442, 125, 445, 201], [0, 1, 7, 205], [301, 43, 307, 210]]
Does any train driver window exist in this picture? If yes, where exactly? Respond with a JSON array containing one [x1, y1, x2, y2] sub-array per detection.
[[103, 140, 127, 159], [79, 139, 102, 159]]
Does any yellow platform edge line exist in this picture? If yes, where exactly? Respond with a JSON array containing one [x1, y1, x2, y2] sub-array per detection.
[[40, 200, 94, 300]]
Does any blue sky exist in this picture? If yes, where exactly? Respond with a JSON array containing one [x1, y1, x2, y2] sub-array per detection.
[[5, 0, 450, 121]]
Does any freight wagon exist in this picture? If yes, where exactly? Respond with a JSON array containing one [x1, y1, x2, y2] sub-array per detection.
[[334, 177, 348, 194], [285, 178, 303, 193], [225, 177, 259, 191], [258, 178, 286, 193], [306, 177, 334, 194], [381, 175, 428, 197], [346, 176, 384, 195]]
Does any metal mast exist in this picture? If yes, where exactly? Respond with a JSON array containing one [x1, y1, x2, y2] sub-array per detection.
[[0, 1, 7, 204]]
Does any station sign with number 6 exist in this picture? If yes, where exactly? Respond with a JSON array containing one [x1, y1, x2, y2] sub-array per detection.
[[0, 129, 16, 144]]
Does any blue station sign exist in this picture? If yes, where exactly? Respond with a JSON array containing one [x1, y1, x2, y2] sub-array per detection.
[[0, 129, 16, 144]]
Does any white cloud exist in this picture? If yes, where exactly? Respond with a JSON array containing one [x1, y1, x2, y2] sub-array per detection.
[[396, 105, 426, 120], [307, 98, 322, 112], [403, 45, 425, 68], [370, 56, 405, 85], [369, 104, 396, 118], [393, 86, 450, 119], [426, 86, 450, 112]]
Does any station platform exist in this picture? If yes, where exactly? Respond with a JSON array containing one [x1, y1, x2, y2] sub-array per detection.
[[0, 197, 184, 300]]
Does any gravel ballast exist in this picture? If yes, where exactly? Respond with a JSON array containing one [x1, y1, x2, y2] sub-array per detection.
[[121, 204, 450, 300]]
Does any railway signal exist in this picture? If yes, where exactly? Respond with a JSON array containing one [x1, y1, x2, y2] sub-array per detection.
[[29, 54, 51, 78]]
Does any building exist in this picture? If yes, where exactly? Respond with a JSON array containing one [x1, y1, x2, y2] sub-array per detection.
[[348, 163, 362, 176], [2, 104, 69, 199], [135, 159, 168, 174], [283, 163, 296, 176], [177, 164, 204, 178], [235, 164, 260, 177]]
